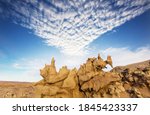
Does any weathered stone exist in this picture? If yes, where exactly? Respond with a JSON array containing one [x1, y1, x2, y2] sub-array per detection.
[[72, 86, 85, 98], [78, 71, 99, 83], [81, 72, 120, 92], [47, 66, 69, 84], [85, 59, 94, 73], [106, 82, 125, 98], [106, 55, 113, 68], [40, 58, 57, 83], [62, 68, 77, 89], [93, 54, 107, 70], [32, 54, 150, 98], [36, 85, 60, 97]]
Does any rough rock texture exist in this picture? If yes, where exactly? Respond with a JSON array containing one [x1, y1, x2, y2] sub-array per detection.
[[34, 54, 150, 98], [35, 60, 84, 98], [111, 60, 150, 98], [0, 55, 150, 98]]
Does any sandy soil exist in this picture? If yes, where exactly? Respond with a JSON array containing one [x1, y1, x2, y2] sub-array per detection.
[[0, 81, 36, 98]]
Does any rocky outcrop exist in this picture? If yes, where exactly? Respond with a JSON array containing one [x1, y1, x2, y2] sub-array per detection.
[[35, 57, 85, 98], [35, 54, 130, 98], [111, 60, 150, 98]]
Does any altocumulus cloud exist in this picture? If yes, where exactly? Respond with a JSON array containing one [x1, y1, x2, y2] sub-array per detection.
[[0, 0, 150, 55]]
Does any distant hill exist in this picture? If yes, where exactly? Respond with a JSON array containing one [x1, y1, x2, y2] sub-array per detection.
[[111, 60, 150, 73]]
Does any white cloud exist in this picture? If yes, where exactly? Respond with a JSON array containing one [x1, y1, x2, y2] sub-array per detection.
[[100, 46, 150, 67], [0, 0, 150, 56]]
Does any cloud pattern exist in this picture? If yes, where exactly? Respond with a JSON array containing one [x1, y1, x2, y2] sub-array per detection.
[[0, 0, 150, 55]]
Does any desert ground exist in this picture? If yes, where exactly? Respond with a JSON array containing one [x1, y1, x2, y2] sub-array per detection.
[[0, 81, 36, 98]]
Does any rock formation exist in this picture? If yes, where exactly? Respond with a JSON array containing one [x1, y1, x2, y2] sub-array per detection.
[[35, 57, 84, 98], [111, 60, 150, 98], [35, 54, 129, 98]]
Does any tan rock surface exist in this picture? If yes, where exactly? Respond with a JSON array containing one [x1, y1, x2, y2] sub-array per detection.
[[62, 68, 77, 89]]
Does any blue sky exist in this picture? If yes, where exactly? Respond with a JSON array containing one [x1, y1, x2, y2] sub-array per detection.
[[0, 0, 150, 82]]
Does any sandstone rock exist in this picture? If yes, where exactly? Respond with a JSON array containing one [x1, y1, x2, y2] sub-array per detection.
[[78, 65, 86, 76], [62, 68, 77, 89], [93, 54, 107, 70], [58, 66, 70, 79], [81, 72, 120, 92], [85, 59, 94, 73], [36, 85, 60, 97], [30, 54, 150, 98], [34, 79, 46, 86], [107, 82, 125, 97], [106, 55, 113, 68], [47, 66, 69, 84], [72, 86, 85, 98], [78, 71, 99, 83], [40, 58, 57, 83]]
